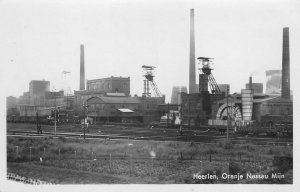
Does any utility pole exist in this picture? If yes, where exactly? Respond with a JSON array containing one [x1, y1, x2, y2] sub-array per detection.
[[54, 102, 57, 136], [29, 147, 32, 161], [188, 99, 190, 129], [167, 102, 170, 128], [52, 89, 57, 136], [226, 85, 229, 140], [36, 111, 39, 133], [83, 103, 89, 140]]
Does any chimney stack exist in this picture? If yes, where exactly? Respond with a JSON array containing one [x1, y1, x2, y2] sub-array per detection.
[[281, 27, 290, 99], [249, 76, 252, 90], [189, 8, 196, 93], [80, 44, 85, 90]]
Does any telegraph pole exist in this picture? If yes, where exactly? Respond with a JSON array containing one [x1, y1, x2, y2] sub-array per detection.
[[52, 89, 57, 136], [36, 111, 39, 133], [167, 102, 170, 128], [188, 99, 190, 129], [226, 85, 229, 140], [83, 103, 89, 140], [54, 99, 57, 136]]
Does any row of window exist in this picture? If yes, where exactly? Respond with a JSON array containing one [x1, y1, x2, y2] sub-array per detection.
[[87, 82, 128, 91], [88, 83, 111, 91]]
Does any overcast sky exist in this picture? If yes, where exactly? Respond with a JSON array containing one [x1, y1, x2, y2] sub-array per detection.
[[0, 0, 299, 102]]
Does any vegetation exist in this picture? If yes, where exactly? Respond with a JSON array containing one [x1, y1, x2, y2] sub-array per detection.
[[7, 136, 293, 184]]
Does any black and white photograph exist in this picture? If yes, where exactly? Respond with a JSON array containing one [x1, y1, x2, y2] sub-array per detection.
[[0, 0, 299, 190]]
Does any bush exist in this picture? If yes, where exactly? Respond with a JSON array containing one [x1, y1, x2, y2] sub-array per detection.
[[272, 156, 293, 172], [229, 161, 244, 175]]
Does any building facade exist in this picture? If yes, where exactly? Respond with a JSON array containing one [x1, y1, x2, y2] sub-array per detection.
[[211, 94, 293, 125], [180, 92, 225, 127], [29, 80, 50, 106], [138, 96, 165, 124], [171, 86, 187, 104], [246, 83, 263, 94], [86, 96, 142, 123], [87, 76, 130, 96], [218, 84, 230, 96]]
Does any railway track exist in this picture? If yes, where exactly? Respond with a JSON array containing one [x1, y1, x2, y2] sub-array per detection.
[[7, 129, 293, 147]]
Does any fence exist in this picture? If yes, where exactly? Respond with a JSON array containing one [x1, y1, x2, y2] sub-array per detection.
[[8, 144, 287, 164], [7, 144, 293, 184]]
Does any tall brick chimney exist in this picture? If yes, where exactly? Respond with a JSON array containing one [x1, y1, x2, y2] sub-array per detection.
[[249, 76, 252, 90], [189, 9, 196, 93], [281, 27, 290, 99], [80, 44, 85, 90]]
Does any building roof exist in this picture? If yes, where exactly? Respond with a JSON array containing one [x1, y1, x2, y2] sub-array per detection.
[[74, 90, 106, 95], [106, 93, 126, 97], [87, 76, 130, 82], [259, 96, 293, 103], [30, 80, 50, 83], [87, 96, 141, 104], [216, 94, 292, 104]]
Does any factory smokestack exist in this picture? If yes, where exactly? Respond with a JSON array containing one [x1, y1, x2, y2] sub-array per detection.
[[249, 76, 252, 90], [281, 27, 290, 99], [189, 8, 196, 93], [80, 44, 85, 90]]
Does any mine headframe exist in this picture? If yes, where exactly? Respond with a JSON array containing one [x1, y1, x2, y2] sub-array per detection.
[[197, 57, 221, 94], [142, 65, 162, 97]]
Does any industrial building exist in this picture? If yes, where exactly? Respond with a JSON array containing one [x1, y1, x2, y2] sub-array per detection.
[[74, 46, 165, 125], [218, 84, 230, 96], [86, 95, 143, 123], [210, 89, 293, 126], [78, 93, 165, 124], [17, 92, 30, 105], [7, 96, 17, 109], [246, 83, 263, 94], [6, 10, 293, 129], [209, 27, 293, 127], [74, 76, 130, 106], [87, 76, 130, 95], [6, 96, 19, 120], [182, 9, 293, 128], [9, 79, 74, 122], [170, 86, 187, 105], [29, 80, 50, 106]]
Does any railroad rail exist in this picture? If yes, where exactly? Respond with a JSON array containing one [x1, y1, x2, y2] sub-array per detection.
[[7, 129, 293, 147]]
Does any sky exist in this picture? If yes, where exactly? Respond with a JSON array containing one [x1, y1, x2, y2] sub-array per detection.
[[0, 0, 299, 103]]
